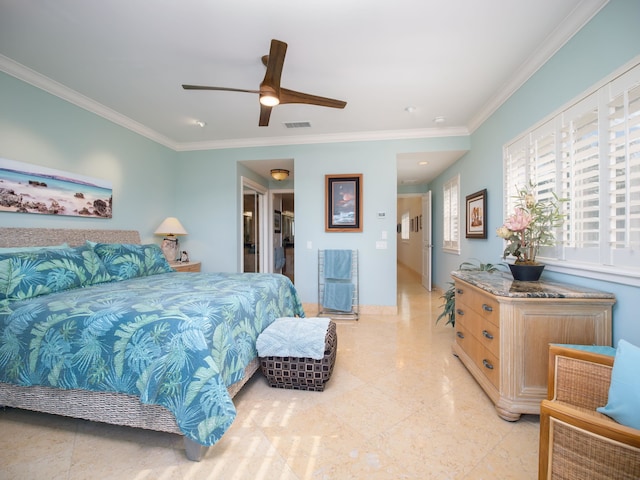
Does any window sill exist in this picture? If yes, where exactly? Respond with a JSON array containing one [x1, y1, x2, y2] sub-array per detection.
[[541, 259, 640, 288]]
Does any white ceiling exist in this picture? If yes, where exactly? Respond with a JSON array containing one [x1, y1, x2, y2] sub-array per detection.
[[0, 0, 607, 185]]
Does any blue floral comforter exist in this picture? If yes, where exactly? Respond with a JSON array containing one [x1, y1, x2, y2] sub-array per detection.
[[0, 272, 304, 446]]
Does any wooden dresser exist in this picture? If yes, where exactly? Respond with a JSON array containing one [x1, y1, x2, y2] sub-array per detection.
[[451, 271, 615, 421]]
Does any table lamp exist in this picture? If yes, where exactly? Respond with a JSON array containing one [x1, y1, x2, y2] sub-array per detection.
[[154, 217, 187, 262]]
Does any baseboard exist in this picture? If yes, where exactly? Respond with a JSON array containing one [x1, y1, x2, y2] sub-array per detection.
[[302, 303, 398, 316]]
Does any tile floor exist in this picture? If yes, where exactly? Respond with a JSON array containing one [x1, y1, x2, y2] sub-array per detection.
[[0, 265, 539, 479]]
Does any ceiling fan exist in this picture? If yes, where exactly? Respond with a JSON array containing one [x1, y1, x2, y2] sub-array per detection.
[[182, 39, 347, 127]]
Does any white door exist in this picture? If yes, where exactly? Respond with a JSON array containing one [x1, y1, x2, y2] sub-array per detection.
[[422, 191, 432, 291]]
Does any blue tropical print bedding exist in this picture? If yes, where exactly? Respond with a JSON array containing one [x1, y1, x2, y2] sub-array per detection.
[[0, 272, 305, 446]]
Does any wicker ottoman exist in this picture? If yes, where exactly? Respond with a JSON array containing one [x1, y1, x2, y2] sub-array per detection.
[[259, 320, 337, 391]]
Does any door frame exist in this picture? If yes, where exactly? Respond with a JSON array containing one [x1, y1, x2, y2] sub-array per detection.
[[422, 191, 433, 291], [240, 176, 268, 273]]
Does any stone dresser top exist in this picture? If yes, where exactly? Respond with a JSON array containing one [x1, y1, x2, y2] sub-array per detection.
[[451, 270, 616, 299]]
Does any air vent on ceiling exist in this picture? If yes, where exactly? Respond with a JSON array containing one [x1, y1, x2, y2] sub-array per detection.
[[283, 121, 312, 129]]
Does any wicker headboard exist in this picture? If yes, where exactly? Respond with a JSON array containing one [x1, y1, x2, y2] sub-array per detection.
[[0, 227, 141, 247]]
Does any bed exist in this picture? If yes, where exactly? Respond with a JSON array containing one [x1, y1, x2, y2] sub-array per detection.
[[0, 227, 305, 461]]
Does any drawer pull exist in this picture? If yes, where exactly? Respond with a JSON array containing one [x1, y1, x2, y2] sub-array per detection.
[[456, 288, 464, 295], [482, 330, 494, 340], [456, 331, 465, 339], [456, 309, 465, 316], [482, 304, 493, 312], [482, 359, 494, 370]]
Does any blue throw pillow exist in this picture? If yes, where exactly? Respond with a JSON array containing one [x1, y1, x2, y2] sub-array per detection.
[[0, 244, 112, 302], [93, 242, 174, 281], [597, 339, 640, 430]]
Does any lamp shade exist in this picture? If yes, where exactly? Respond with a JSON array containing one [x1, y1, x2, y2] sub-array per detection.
[[154, 217, 188, 236]]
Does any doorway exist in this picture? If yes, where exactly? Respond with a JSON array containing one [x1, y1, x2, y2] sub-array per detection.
[[242, 177, 267, 273], [272, 191, 294, 283], [396, 193, 432, 291]]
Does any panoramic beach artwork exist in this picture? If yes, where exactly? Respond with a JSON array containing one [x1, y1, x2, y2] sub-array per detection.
[[0, 157, 113, 218]]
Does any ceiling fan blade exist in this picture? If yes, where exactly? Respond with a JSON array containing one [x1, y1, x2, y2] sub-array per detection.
[[260, 39, 287, 93], [279, 88, 347, 109], [259, 104, 272, 127], [182, 84, 260, 94]]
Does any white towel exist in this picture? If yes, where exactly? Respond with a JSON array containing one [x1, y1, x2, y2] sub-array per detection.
[[257, 317, 330, 360]]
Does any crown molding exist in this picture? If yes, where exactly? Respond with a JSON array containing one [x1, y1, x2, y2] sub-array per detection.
[[1, 0, 609, 152], [1, 52, 469, 152], [467, 0, 609, 133], [0, 54, 179, 150], [175, 126, 470, 152]]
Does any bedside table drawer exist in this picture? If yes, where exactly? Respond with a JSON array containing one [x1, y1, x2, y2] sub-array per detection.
[[171, 261, 201, 272]]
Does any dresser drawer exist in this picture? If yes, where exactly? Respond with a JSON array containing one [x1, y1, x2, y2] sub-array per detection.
[[471, 346, 499, 390], [454, 281, 500, 327], [454, 323, 500, 389], [455, 307, 500, 358]]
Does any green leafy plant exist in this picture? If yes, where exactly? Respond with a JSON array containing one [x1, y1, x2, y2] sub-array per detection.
[[436, 260, 504, 327]]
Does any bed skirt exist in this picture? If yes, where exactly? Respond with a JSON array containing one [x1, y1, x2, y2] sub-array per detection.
[[0, 357, 260, 461]]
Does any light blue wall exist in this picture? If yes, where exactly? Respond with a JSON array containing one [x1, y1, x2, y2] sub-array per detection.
[[175, 136, 469, 307], [429, 0, 640, 345], [0, 72, 177, 242]]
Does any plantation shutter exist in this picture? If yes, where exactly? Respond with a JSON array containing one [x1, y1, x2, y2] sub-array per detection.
[[607, 72, 640, 270], [560, 92, 601, 264], [503, 60, 640, 278]]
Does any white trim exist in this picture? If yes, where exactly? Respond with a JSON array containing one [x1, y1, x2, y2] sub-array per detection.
[[468, 0, 610, 132], [240, 176, 268, 273], [0, 54, 179, 150], [542, 260, 640, 288], [503, 57, 640, 286], [0, 53, 468, 151], [0, 0, 610, 149], [505, 55, 640, 148], [174, 127, 470, 151]]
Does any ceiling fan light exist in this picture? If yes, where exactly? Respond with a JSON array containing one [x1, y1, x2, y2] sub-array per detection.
[[260, 94, 280, 107], [271, 169, 289, 181]]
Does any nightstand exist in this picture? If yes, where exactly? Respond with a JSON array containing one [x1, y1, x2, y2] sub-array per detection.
[[171, 261, 201, 272]]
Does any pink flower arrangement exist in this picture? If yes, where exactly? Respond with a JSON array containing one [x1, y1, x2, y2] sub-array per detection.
[[504, 208, 532, 232], [497, 183, 567, 264]]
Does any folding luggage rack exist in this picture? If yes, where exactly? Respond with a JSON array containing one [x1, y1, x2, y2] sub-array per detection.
[[317, 249, 359, 320]]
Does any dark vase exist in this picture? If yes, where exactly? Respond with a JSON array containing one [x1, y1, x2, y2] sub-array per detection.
[[509, 263, 545, 281]]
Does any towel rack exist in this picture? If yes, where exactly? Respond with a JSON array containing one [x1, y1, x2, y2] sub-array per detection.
[[317, 249, 359, 320]]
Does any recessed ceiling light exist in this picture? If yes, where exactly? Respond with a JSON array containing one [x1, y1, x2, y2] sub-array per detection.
[[433, 116, 446, 124], [195, 120, 206, 128], [418, 161, 429, 166], [405, 106, 417, 113]]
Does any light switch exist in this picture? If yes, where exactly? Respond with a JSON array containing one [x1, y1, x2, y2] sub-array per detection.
[[307, 241, 312, 249], [381, 230, 387, 240]]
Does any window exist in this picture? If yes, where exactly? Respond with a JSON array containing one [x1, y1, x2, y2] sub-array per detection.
[[443, 174, 460, 253], [504, 60, 640, 284]]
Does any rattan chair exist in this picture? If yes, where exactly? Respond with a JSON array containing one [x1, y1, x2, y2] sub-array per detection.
[[539, 345, 640, 480]]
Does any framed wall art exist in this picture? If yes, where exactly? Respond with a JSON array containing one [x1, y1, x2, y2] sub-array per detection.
[[274, 210, 282, 233], [465, 189, 487, 239], [325, 174, 363, 232], [0, 157, 113, 218]]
